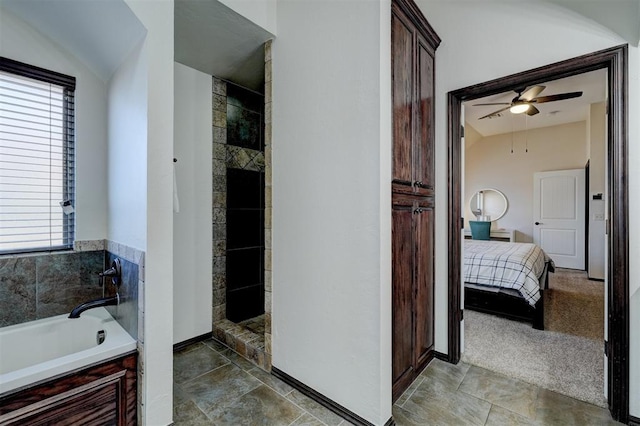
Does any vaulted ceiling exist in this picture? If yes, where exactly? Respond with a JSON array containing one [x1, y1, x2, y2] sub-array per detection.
[[2, 0, 636, 92], [546, 0, 640, 46]]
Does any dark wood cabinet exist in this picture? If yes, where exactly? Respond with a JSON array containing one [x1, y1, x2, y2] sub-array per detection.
[[392, 194, 435, 400], [0, 352, 137, 425], [391, 0, 439, 402], [392, 0, 437, 198]]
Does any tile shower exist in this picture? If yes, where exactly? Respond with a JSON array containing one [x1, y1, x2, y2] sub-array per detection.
[[211, 41, 272, 370]]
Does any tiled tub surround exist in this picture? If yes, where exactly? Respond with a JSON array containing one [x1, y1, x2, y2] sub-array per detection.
[[0, 241, 143, 338], [0, 250, 104, 328], [105, 251, 139, 341]]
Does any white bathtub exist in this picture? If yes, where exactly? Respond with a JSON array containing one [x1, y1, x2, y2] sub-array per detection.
[[0, 307, 136, 395]]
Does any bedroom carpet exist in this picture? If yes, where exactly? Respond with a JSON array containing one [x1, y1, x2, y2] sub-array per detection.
[[544, 268, 604, 340], [462, 268, 607, 408]]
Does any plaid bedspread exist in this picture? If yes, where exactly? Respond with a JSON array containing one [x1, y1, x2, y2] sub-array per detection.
[[463, 240, 553, 306]]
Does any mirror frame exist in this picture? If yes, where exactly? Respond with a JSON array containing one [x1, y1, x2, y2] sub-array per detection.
[[469, 188, 508, 222]]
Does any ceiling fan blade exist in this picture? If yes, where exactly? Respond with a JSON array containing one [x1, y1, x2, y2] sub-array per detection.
[[478, 105, 511, 120], [533, 91, 583, 103], [519, 85, 546, 101], [473, 102, 511, 106], [525, 105, 540, 116]]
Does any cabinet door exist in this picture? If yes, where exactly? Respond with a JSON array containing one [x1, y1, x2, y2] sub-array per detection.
[[391, 196, 415, 397], [414, 36, 434, 195], [391, 9, 415, 194], [414, 199, 434, 369], [0, 354, 137, 425]]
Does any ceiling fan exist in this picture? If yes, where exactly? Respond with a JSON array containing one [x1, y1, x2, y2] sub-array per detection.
[[473, 85, 583, 120]]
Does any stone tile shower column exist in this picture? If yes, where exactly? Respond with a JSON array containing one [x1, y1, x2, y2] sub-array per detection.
[[212, 78, 227, 322], [209, 42, 272, 370], [264, 40, 273, 366]]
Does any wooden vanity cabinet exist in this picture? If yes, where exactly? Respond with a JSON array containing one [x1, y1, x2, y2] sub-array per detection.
[[391, 0, 439, 402]]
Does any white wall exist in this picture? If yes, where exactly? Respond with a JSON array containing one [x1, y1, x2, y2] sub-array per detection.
[[588, 102, 606, 280], [122, 1, 174, 425], [0, 7, 108, 242], [219, 0, 276, 35], [108, 42, 147, 251], [272, 0, 391, 423], [173, 62, 212, 344], [465, 121, 588, 243], [416, 0, 639, 417], [629, 42, 640, 418]]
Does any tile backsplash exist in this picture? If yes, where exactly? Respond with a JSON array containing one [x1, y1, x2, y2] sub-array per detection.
[[0, 250, 104, 327]]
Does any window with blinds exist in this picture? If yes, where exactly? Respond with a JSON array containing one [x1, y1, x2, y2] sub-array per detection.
[[0, 58, 76, 254]]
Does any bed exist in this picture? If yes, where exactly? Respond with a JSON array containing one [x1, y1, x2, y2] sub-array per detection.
[[463, 240, 555, 329]]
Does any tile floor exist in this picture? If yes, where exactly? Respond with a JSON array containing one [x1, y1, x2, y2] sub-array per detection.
[[173, 338, 353, 425], [173, 339, 622, 425], [393, 359, 622, 426], [238, 314, 266, 335]]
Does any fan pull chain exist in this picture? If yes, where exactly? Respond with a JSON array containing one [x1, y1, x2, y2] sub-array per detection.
[[525, 114, 529, 153], [510, 114, 514, 154]]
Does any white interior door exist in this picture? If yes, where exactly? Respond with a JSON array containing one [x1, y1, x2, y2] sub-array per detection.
[[533, 169, 586, 269]]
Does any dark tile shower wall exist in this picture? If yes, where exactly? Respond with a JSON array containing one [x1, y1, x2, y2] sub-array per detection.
[[0, 251, 104, 327], [226, 169, 265, 322], [225, 83, 265, 323], [226, 83, 264, 152]]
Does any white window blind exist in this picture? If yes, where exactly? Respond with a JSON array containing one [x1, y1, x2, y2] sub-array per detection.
[[0, 58, 75, 254]]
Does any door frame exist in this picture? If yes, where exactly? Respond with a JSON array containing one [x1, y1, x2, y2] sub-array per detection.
[[446, 45, 629, 422]]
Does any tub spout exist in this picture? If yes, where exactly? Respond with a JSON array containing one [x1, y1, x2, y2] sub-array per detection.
[[68, 294, 119, 319]]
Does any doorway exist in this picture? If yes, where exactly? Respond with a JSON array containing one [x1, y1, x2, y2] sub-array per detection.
[[447, 45, 628, 423]]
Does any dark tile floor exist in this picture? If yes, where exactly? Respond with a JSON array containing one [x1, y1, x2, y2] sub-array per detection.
[[173, 339, 622, 425]]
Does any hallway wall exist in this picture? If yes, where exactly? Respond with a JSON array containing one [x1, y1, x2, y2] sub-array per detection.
[[271, 0, 392, 424]]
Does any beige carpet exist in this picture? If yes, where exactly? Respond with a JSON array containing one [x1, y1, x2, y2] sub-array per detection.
[[462, 268, 607, 407], [545, 269, 604, 340]]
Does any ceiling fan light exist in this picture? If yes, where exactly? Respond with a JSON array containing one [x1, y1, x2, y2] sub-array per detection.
[[510, 103, 530, 114]]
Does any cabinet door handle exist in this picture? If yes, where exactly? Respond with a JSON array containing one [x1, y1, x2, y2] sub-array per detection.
[[414, 181, 426, 188], [414, 208, 427, 214], [535, 222, 543, 225]]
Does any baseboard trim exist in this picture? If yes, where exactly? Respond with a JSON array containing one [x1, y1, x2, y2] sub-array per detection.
[[173, 332, 212, 352], [628, 415, 640, 425], [272, 367, 393, 426], [588, 277, 605, 282], [434, 351, 449, 362]]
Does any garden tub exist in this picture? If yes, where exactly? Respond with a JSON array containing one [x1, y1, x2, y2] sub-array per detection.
[[0, 307, 136, 395]]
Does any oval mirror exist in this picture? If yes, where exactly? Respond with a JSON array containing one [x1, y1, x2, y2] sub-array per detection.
[[469, 188, 508, 222]]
